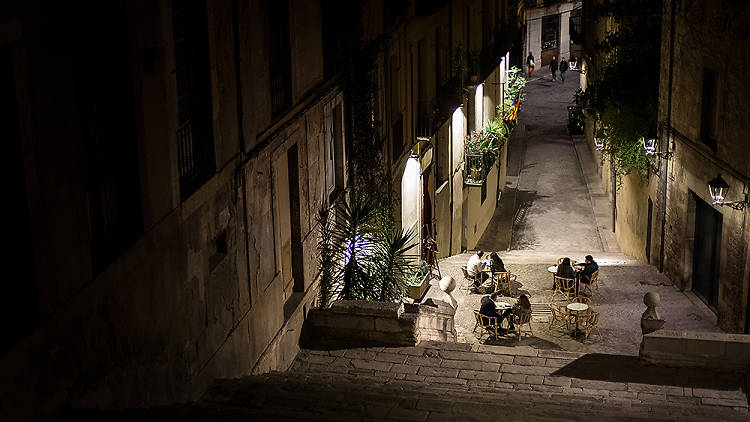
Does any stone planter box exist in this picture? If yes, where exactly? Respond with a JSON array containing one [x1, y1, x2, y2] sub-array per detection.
[[300, 299, 456, 348], [407, 274, 430, 300]]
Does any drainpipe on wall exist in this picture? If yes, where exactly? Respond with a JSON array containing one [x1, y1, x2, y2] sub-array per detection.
[[612, 166, 616, 233], [659, 0, 677, 273]]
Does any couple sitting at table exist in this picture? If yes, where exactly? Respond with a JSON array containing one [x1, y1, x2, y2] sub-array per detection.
[[467, 250, 507, 289], [555, 255, 599, 291], [479, 293, 531, 332]]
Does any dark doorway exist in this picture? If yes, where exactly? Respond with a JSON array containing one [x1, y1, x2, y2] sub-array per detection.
[[691, 193, 722, 311], [646, 197, 653, 263], [287, 144, 304, 293], [422, 166, 433, 258]]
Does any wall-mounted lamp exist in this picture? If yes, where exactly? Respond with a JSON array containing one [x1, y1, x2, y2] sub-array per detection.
[[641, 137, 673, 159], [594, 137, 604, 151], [708, 173, 748, 211]]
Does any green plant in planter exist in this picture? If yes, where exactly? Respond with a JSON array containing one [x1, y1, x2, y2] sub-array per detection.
[[371, 226, 417, 301], [405, 260, 431, 287], [316, 193, 418, 307]]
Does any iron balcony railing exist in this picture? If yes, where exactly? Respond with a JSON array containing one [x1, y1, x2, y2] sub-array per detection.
[[466, 153, 493, 183]]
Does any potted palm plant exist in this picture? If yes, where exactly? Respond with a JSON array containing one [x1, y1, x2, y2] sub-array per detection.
[[316, 193, 418, 307]]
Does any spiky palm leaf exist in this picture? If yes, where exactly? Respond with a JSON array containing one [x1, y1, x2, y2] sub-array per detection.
[[372, 226, 417, 302], [329, 193, 379, 301]]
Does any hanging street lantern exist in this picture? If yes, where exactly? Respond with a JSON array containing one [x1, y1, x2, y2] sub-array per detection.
[[708, 173, 747, 211], [640, 137, 673, 159]]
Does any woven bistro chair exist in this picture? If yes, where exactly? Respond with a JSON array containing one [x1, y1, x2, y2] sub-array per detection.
[[461, 266, 480, 292], [557, 257, 577, 266], [476, 313, 500, 341], [581, 310, 601, 342], [570, 296, 591, 306], [493, 272, 514, 296], [552, 276, 576, 301], [508, 309, 533, 342], [581, 269, 600, 295], [548, 303, 571, 332], [472, 310, 483, 335]]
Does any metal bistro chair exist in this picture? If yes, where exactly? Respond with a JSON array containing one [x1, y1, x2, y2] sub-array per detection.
[[508, 309, 533, 342], [474, 312, 500, 341], [472, 310, 483, 335], [548, 303, 571, 332], [461, 266, 480, 292], [570, 296, 591, 306], [580, 269, 600, 296], [552, 276, 577, 301], [493, 271, 515, 296], [581, 310, 601, 342]]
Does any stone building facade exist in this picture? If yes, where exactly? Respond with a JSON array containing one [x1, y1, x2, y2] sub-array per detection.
[[656, 0, 750, 333], [0, 1, 521, 420], [524, 0, 583, 71], [581, 0, 750, 333]]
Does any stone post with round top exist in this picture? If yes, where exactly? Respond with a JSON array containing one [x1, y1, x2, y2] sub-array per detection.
[[641, 291, 666, 334]]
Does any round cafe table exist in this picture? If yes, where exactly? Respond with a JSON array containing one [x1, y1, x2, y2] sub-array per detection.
[[566, 302, 589, 335], [495, 301, 512, 329], [495, 301, 511, 311]]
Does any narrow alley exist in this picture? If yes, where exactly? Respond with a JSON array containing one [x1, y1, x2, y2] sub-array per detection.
[[426, 70, 720, 355]]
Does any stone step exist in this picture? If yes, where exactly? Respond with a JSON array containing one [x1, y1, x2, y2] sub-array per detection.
[[64, 341, 750, 421]]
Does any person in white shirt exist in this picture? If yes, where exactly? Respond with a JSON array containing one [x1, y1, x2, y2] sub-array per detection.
[[466, 250, 488, 287]]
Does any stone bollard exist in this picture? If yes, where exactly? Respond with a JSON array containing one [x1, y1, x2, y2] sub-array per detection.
[[641, 291, 665, 334], [439, 276, 458, 309]]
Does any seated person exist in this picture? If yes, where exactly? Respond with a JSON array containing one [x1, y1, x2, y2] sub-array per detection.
[[500, 294, 531, 331], [489, 252, 507, 273], [576, 255, 599, 285], [466, 250, 489, 287], [480, 292, 515, 332], [555, 257, 576, 288], [479, 292, 502, 320]]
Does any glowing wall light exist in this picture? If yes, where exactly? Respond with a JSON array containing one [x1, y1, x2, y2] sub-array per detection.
[[452, 107, 465, 168], [707, 173, 747, 210], [401, 156, 421, 232], [475, 83, 484, 128]]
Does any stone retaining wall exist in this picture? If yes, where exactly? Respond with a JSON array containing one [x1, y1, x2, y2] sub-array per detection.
[[640, 329, 750, 372], [300, 300, 456, 348]]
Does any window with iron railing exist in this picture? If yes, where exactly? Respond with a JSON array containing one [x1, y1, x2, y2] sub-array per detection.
[[172, 0, 215, 199], [466, 153, 493, 184]]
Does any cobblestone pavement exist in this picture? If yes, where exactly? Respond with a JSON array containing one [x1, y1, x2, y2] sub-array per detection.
[[79, 341, 748, 421], [482, 71, 603, 252]]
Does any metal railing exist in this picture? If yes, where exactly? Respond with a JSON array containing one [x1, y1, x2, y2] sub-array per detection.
[[466, 153, 492, 183]]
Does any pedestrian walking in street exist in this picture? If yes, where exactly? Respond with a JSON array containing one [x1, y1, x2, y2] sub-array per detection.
[[550, 56, 558, 81], [559, 57, 568, 83], [526, 52, 535, 76]]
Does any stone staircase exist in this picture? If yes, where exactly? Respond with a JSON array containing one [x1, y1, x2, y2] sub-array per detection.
[[67, 341, 749, 421]]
